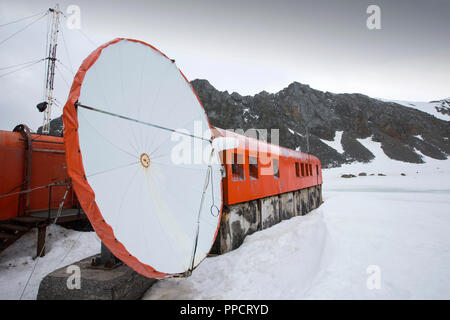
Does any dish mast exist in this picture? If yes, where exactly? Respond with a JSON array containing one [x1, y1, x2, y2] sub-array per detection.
[[41, 4, 61, 135]]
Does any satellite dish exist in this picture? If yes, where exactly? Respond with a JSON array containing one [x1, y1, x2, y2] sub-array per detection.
[[63, 38, 223, 278]]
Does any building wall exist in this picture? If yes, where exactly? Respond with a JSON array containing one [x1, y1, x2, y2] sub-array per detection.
[[212, 184, 323, 254], [0, 130, 75, 221]]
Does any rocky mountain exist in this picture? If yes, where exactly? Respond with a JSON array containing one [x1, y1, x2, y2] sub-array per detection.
[[39, 80, 450, 168], [191, 79, 450, 167], [36, 116, 63, 137]]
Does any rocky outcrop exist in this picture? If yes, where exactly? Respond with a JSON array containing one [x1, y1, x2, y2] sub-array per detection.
[[431, 99, 450, 116], [213, 185, 322, 254], [191, 80, 450, 167], [36, 116, 63, 136]]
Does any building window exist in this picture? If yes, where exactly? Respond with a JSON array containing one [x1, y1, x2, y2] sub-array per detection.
[[232, 152, 245, 180], [309, 164, 313, 176], [249, 155, 258, 180], [301, 163, 305, 177], [273, 158, 279, 178], [316, 165, 319, 176], [295, 162, 300, 177]]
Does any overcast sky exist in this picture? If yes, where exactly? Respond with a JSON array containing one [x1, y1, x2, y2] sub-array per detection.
[[1, 0, 449, 131]]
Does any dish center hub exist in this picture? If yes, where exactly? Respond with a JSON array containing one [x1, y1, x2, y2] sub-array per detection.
[[140, 153, 150, 168]]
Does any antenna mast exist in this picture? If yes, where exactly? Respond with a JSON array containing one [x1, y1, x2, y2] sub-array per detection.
[[42, 4, 61, 135]]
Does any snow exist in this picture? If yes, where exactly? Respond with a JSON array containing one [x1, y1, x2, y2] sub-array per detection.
[[355, 135, 402, 168], [378, 98, 450, 121], [144, 146, 450, 299], [243, 108, 259, 120], [0, 225, 99, 300], [306, 174, 450, 299], [145, 211, 331, 300], [336, 135, 450, 175], [321, 131, 344, 154], [288, 128, 304, 137], [1, 134, 449, 300]]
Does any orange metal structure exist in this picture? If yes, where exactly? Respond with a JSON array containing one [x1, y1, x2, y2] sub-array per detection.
[[0, 125, 321, 221], [214, 128, 322, 205], [0, 126, 76, 221]]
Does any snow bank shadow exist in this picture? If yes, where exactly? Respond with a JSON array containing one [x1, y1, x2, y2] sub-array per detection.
[[144, 208, 333, 300]]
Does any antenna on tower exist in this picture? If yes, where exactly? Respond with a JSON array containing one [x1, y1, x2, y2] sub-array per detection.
[[37, 4, 61, 135]]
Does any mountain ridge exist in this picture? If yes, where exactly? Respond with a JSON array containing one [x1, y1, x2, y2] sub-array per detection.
[[190, 79, 450, 167]]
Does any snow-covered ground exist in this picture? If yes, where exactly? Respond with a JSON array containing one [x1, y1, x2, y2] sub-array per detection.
[[0, 225, 99, 300], [1, 139, 449, 300], [144, 152, 450, 299]]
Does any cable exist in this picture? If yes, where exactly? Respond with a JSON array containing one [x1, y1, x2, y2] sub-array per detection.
[[0, 180, 67, 200], [55, 65, 70, 89], [59, 13, 97, 48], [0, 12, 48, 47], [76, 102, 212, 143], [209, 163, 219, 217], [0, 58, 44, 71], [43, 11, 50, 101], [86, 161, 139, 178], [0, 58, 44, 78], [54, 98, 66, 109], [52, 99, 62, 109], [59, 27, 74, 74], [188, 148, 216, 274], [56, 59, 74, 75], [0, 10, 46, 27], [0, 181, 26, 198], [57, 231, 83, 268], [19, 185, 71, 300], [77, 29, 97, 48]]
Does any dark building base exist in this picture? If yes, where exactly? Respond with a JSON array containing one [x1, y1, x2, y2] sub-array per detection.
[[213, 185, 323, 254]]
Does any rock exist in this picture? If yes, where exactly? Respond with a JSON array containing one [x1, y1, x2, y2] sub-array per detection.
[[378, 173, 386, 176], [358, 172, 367, 176], [36, 116, 63, 137], [401, 173, 406, 176], [37, 255, 156, 300], [341, 174, 356, 178], [341, 133, 375, 163]]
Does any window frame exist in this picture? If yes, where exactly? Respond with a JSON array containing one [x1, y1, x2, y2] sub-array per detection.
[[231, 151, 245, 181], [273, 158, 280, 179], [248, 154, 259, 180]]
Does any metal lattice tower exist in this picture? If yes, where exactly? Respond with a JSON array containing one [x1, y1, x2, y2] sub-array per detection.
[[42, 4, 61, 135]]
